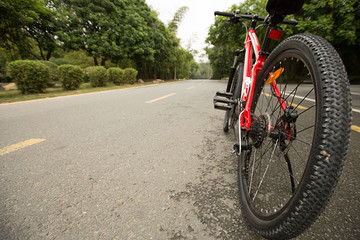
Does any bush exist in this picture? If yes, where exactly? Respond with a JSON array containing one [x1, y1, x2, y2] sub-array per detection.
[[107, 67, 125, 85], [58, 65, 83, 90], [123, 68, 138, 84], [50, 51, 94, 69], [86, 66, 107, 87], [7, 60, 50, 94], [83, 67, 90, 83], [50, 58, 73, 66], [39, 60, 59, 83]]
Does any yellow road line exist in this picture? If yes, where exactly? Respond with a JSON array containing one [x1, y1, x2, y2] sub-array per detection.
[[0, 139, 46, 156], [146, 93, 176, 103], [351, 125, 360, 133], [187, 86, 195, 90]]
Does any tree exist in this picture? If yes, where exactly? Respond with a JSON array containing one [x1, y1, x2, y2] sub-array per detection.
[[167, 6, 190, 79], [206, 1, 254, 79], [54, 0, 167, 70], [53, 0, 124, 65], [0, 0, 58, 60], [168, 6, 189, 34], [1, 0, 197, 80], [205, 45, 233, 79], [207, 0, 359, 81], [136, 10, 177, 79], [190, 62, 212, 79], [294, 0, 360, 82]]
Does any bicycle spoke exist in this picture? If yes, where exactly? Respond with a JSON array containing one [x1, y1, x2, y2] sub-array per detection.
[[296, 124, 315, 135], [290, 88, 314, 115], [252, 139, 279, 201], [297, 104, 315, 117], [248, 148, 257, 194], [263, 89, 274, 114], [247, 140, 274, 196], [250, 140, 274, 178], [270, 76, 310, 116], [274, 148, 300, 187]]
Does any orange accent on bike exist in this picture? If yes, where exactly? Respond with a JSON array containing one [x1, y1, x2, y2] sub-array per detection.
[[265, 68, 284, 84]]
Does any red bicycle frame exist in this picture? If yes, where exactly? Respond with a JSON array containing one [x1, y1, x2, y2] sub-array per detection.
[[239, 28, 285, 132], [240, 29, 267, 131]]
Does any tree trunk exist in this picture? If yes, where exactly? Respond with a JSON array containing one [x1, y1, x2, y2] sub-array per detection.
[[101, 57, 107, 66], [39, 47, 45, 60], [93, 57, 99, 66], [174, 65, 177, 80], [46, 51, 52, 61]]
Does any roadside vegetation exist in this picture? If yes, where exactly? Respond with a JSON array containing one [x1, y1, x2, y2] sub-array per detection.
[[0, 80, 177, 104], [206, 0, 359, 83], [0, 0, 212, 103]]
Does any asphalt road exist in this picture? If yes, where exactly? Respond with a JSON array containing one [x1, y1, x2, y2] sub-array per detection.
[[0, 80, 359, 239]]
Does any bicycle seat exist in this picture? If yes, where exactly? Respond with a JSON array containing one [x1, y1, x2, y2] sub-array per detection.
[[266, 0, 304, 16]]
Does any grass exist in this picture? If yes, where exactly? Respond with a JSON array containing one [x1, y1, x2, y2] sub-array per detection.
[[0, 81, 175, 104]]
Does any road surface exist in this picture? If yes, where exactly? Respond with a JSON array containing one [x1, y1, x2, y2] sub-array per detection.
[[0, 80, 359, 239]]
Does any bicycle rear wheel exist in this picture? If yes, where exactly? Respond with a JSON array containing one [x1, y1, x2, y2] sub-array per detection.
[[238, 33, 351, 239]]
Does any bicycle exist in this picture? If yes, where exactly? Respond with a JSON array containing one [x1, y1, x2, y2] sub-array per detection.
[[213, 0, 352, 239]]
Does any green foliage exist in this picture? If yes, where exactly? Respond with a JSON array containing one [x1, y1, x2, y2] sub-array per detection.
[[38, 60, 58, 82], [206, 1, 261, 78], [206, 46, 233, 79], [123, 68, 138, 84], [7, 60, 49, 94], [82, 67, 90, 83], [191, 62, 212, 79], [176, 48, 197, 79], [54, 0, 155, 66], [168, 6, 189, 34], [86, 66, 107, 87], [295, 0, 359, 46], [206, 0, 360, 81], [0, 49, 7, 80], [1, 0, 196, 81], [51, 50, 94, 68], [293, 0, 360, 82], [58, 65, 83, 90], [107, 68, 125, 85], [0, 0, 59, 60]]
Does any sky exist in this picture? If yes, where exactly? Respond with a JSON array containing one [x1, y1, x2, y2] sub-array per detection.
[[145, 0, 241, 62]]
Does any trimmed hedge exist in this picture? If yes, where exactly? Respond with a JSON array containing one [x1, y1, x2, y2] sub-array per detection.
[[39, 60, 59, 83], [58, 65, 83, 90], [7, 60, 50, 94], [86, 66, 107, 87], [124, 68, 138, 84], [107, 67, 125, 85]]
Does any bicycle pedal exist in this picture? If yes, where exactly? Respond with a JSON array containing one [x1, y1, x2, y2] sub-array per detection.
[[213, 96, 237, 105], [214, 103, 232, 111], [215, 91, 233, 98]]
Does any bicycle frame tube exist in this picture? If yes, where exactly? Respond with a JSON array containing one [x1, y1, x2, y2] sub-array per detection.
[[240, 29, 267, 131]]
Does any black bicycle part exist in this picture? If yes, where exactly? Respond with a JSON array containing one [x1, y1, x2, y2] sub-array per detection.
[[213, 49, 244, 132], [218, 64, 243, 132], [226, 49, 244, 92], [214, 11, 298, 26]]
